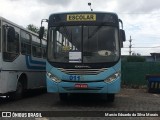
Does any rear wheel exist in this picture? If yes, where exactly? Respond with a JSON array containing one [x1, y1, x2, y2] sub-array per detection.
[[59, 93, 68, 101], [10, 81, 24, 100]]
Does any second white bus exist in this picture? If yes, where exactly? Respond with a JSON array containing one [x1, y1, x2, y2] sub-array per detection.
[[0, 17, 46, 100]]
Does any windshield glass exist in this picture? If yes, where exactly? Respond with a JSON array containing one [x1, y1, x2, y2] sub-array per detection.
[[48, 26, 119, 63]]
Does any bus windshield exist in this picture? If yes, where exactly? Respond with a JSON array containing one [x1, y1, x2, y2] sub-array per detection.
[[48, 26, 119, 63]]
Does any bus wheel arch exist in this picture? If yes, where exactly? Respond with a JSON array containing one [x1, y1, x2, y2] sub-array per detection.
[[18, 73, 28, 90], [10, 73, 28, 100]]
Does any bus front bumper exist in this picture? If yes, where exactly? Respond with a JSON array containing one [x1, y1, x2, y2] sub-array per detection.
[[46, 78, 121, 94]]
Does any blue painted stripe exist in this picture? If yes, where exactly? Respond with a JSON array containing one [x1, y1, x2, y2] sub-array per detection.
[[25, 55, 46, 70], [28, 56, 46, 65]]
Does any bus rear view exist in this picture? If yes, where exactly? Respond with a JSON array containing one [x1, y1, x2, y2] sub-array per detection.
[[40, 12, 126, 102]]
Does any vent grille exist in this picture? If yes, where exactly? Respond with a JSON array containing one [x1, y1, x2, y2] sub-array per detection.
[[58, 68, 107, 75]]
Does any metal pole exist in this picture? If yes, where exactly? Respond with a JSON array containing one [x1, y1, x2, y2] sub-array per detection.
[[129, 36, 132, 56]]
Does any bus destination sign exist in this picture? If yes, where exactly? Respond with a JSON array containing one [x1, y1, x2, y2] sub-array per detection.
[[67, 14, 96, 21]]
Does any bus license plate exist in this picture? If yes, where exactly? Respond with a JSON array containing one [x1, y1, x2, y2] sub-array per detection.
[[75, 84, 88, 89]]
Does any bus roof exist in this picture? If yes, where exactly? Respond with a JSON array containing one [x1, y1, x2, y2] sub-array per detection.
[[0, 16, 46, 40], [48, 11, 119, 27], [49, 11, 118, 17]]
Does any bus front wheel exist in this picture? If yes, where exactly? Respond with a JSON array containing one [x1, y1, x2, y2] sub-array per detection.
[[107, 94, 115, 102], [59, 93, 68, 101]]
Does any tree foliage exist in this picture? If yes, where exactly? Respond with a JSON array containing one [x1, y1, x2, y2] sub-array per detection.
[[26, 24, 39, 34], [26, 24, 47, 38]]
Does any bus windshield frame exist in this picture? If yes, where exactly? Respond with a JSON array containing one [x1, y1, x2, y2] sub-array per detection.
[[47, 12, 120, 68], [48, 25, 119, 63]]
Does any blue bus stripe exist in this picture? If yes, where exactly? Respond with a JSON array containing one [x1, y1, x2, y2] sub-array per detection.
[[25, 55, 45, 70], [28, 56, 46, 65]]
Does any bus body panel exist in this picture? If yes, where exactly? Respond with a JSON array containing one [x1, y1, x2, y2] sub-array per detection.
[[0, 53, 46, 94], [46, 61, 121, 93], [0, 17, 46, 95], [47, 78, 120, 93]]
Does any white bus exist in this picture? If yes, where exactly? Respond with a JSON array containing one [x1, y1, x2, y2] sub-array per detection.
[[0, 17, 46, 100]]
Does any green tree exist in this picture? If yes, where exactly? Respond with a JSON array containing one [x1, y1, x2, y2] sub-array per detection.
[[26, 24, 47, 38], [26, 24, 39, 34]]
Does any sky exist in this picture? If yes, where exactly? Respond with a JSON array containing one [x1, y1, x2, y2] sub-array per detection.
[[0, 0, 160, 56]]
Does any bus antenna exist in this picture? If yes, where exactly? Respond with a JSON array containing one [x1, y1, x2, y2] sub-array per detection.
[[88, 2, 93, 11]]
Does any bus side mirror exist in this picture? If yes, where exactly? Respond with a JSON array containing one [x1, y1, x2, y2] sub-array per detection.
[[7, 27, 15, 42], [120, 29, 126, 42], [120, 30, 126, 48], [39, 26, 44, 39]]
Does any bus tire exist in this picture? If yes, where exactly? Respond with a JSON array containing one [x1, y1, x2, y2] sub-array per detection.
[[107, 94, 115, 102], [59, 93, 68, 101], [10, 81, 24, 100]]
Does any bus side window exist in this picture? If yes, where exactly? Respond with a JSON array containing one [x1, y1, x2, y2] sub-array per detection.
[[3, 26, 20, 61], [42, 39, 47, 58], [20, 31, 31, 55], [32, 45, 42, 58], [32, 36, 42, 58], [42, 48, 46, 58], [7, 32, 19, 53]]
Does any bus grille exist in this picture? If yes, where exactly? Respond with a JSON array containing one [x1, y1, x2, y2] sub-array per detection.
[[57, 68, 107, 75]]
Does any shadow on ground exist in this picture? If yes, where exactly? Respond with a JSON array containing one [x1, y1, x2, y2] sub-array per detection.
[[54, 93, 115, 107]]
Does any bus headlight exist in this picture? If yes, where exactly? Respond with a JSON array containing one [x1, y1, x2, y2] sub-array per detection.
[[104, 71, 120, 83], [46, 72, 61, 83]]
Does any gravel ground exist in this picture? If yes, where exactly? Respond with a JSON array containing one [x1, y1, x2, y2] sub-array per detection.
[[0, 88, 160, 120]]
